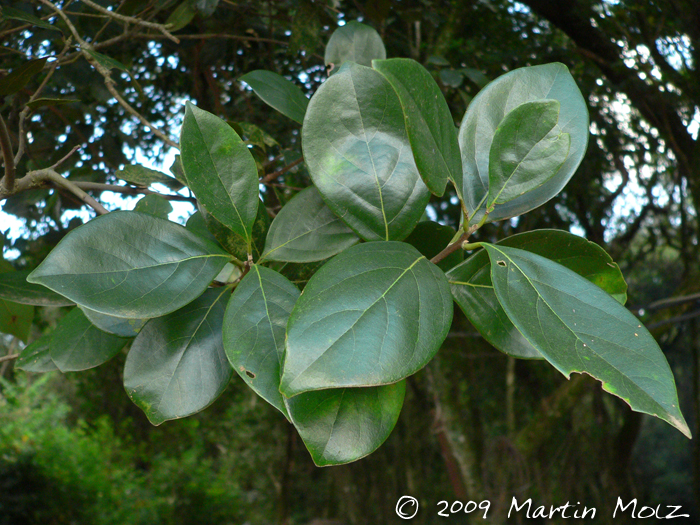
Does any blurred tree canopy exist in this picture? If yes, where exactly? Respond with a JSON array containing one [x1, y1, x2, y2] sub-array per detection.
[[0, 0, 698, 523]]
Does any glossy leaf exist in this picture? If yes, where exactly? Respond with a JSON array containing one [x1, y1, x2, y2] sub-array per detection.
[[124, 288, 232, 425], [116, 165, 183, 191], [223, 266, 299, 418], [286, 380, 405, 466], [324, 21, 386, 70], [448, 229, 628, 359], [281, 242, 453, 396], [181, 103, 259, 246], [240, 70, 309, 124], [261, 186, 359, 263], [80, 307, 147, 337], [488, 100, 570, 207], [198, 199, 269, 261], [458, 63, 588, 222], [484, 244, 691, 438], [0, 58, 47, 98], [373, 58, 461, 197], [28, 211, 230, 319], [133, 194, 174, 219], [403, 221, 463, 272], [16, 334, 57, 373], [302, 62, 429, 241], [50, 308, 129, 372], [0, 270, 74, 306]]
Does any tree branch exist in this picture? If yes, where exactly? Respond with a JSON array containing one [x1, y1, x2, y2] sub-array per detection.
[[0, 354, 19, 364], [0, 114, 15, 191], [79, 0, 180, 43], [73, 181, 196, 203], [260, 157, 304, 184]]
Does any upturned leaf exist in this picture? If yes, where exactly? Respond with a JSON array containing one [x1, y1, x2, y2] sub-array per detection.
[[483, 244, 691, 438], [133, 194, 174, 219], [124, 288, 231, 425], [28, 211, 230, 319], [223, 266, 299, 418], [181, 103, 260, 248], [281, 242, 453, 396], [302, 62, 429, 241], [458, 63, 588, 223], [448, 230, 627, 359], [488, 100, 570, 207], [285, 380, 405, 466], [116, 165, 183, 192], [261, 186, 359, 263], [16, 333, 57, 373], [50, 308, 130, 372], [80, 307, 147, 337], [324, 21, 386, 71], [0, 270, 74, 306], [240, 70, 309, 124], [373, 58, 462, 197]]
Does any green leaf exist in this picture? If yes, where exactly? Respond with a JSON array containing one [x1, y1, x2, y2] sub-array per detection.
[[223, 266, 299, 418], [80, 307, 147, 337], [133, 194, 174, 219], [281, 242, 453, 396], [261, 186, 359, 263], [185, 211, 217, 242], [181, 103, 260, 247], [403, 221, 463, 272], [0, 58, 48, 98], [1, 6, 63, 33], [26, 98, 80, 109], [324, 21, 386, 70], [124, 288, 232, 425], [286, 380, 405, 466], [116, 164, 183, 191], [194, 0, 219, 16], [240, 70, 309, 125], [488, 100, 570, 207], [483, 244, 691, 438], [0, 299, 33, 342], [0, 270, 74, 306], [458, 63, 588, 223], [165, 0, 196, 31], [373, 58, 461, 197], [448, 230, 627, 359], [198, 199, 269, 261], [169, 154, 188, 187], [50, 308, 130, 372], [16, 334, 57, 373], [28, 211, 230, 319], [461, 68, 489, 88], [85, 49, 128, 72], [302, 62, 429, 241], [237, 122, 279, 150]]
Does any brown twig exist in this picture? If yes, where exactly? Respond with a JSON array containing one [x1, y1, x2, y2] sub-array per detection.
[[79, 0, 180, 43], [0, 114, 15, 191], [73, 181, 196, 203], [430, 231, 470, 265], [260, 157, 303, 184], [0, 354, 19, 364]]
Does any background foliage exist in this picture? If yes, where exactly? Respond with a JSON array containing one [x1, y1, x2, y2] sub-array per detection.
[[0, 0, 698, 523]]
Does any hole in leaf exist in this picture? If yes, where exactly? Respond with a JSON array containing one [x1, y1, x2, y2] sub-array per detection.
[[245, 370, 256, 379], [496, 260, 507, 267]]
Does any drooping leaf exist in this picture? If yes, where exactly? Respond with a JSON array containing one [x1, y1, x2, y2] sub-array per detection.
[[180, 103, 260, 247], [223, 266, 299, 418], [28, 211, 230, 319], [483, 244, 691, 438], [458, 63, 588, 223], [80, 307, 147, 337], [281, 242, 453, 396], [286, 380, 405, 466], [49, 308, 130, 372], [403, 221, 463, 272], [0, 270, 74, 306], [16, 333, 57, 373], [302, 62, 429, 241], [85, 49, 128, 72], [1, 6, 63, 33], [240, 70, 309, 125], [124, 288, 231, 425], [133, 194, 174, 219], [448, 230, 627, 359], [261, 186, 359, 263], [488, 100, 570, 207], [0, 57, 48, 98], [116, 165, 183, 191], [373, 58, 461, 197], [324, 21, 386, 70], [165, 0, 196, 31]]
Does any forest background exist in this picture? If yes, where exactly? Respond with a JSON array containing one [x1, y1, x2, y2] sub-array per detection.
[[0, 0, 699, 523]]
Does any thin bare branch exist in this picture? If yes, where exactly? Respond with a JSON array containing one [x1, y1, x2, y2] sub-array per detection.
[[80, 0, 180, 43], [261, 157, 304, 184], [0, 114, 15, 191], [0, 354, 19, 364], [73, 181, 196, 203]]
